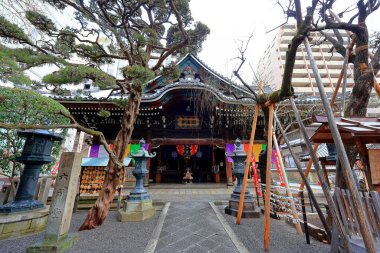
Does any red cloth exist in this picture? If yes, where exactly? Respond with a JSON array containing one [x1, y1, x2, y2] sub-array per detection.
[[274, 150, 286, 187], [252, 155, 262, 197], [176, 145, 198, 156]]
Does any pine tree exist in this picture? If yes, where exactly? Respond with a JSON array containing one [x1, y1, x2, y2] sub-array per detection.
[[0, 0, 209, 230]]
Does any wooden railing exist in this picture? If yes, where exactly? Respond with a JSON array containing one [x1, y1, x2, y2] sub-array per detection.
[[334, 187, 380, 252]]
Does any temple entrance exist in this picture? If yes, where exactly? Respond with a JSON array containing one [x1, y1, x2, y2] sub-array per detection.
[[150, 145, 226, 183]]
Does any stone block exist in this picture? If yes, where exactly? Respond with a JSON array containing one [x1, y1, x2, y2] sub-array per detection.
[[3, 220, 31, 234], [20, 227, 37, 235], [27, 233, 78, 253], [118, 199, 155, 222], [225, 198, 260, 218], [46, 152, 82, 238], [123, 199, 154, 212], [0, 207, 49, 239], [224, 206, 260, 218], [31, 216, 48, 231], [225, 190, 260, 218]]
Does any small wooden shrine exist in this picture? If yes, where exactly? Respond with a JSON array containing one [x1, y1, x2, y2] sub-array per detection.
[[311, 115, 380, 192]]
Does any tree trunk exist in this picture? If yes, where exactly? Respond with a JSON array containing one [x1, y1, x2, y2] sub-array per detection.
[[79, 88, 142, 231], [338, 24, 373, 188]]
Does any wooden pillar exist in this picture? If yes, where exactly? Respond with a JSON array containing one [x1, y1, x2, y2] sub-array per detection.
[[224, 126, 233, 186], [264, 104, 274, 251], [355, 137, 373, 190], [225, 156, 233, 186], [212, 147, 216, 165], [368, 145, 380, 194], [156, 148, 162, 183], [212, 147, 220, 183]]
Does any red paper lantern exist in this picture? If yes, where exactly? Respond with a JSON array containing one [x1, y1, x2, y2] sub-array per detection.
[[176, 145, 198, 156]]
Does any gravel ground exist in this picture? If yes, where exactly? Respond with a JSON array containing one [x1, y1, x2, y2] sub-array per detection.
[[0, 210, 160, 253], [218, 205, 330, 253]]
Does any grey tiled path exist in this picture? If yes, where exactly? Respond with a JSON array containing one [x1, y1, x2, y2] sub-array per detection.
[[154, 202, 239, 253]]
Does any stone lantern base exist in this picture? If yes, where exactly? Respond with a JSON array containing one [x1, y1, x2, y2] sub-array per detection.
[[0, 206, 49, 240], [118, 197, 155, 222], [225, 191, 260, 218], [0, 200, 44, 214]]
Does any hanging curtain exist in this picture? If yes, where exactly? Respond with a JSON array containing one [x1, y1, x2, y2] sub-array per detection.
[[89, 143, 149, 158], [225, 143, 267, 162]]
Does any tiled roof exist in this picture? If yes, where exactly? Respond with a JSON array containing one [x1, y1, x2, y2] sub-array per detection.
[[299, 143, 329, 160], [81, 157, 132, 167]]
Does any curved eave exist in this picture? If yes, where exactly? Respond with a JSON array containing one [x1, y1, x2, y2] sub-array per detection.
[[142, 80, 255, 105], [185, 54, 252, 95], [146, 53, 252, 96]]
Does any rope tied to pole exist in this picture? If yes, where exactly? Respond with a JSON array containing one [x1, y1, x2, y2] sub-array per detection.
[[359, 63, 380, 96], [355, 44, 369, 54]]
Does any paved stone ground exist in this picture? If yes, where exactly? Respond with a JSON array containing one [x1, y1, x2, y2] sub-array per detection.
[[0, 185, 331, 253], [218, 205, 330, 253], [0, 211, 159, 253], [154, 202, 239, 253]]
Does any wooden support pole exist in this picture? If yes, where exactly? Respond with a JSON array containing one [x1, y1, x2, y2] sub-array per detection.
[[236, 80, 263, 224], [290, 96, 351, 252], [299, 36, 355, 192], [303, 38, 376, 253], [299, 53, 346, 192], [236, 104, 259, 225], [340, 38, 350, 116], [264, 104, 274, 251], [273, 133, 303, 235], [299, 144, 319, 192], [300, 191, 310, 244], [321, 162, 331, 189], [274, 113, 331, 240]]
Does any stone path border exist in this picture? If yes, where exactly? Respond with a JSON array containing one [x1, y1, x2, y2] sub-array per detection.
[[209, 202, 250, 253], [144, 202, 171, 253]]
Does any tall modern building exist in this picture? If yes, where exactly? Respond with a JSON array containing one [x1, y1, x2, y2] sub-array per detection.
[[257, 23, 355, 96]]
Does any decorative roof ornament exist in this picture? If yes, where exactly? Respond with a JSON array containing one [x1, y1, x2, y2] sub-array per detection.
[[179, 66, 200, 83]]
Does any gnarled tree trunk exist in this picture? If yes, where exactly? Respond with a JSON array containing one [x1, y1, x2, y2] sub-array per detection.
[[79, 87, 142, 231]]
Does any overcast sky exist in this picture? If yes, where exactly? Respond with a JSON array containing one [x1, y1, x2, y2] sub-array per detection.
[[189, 0, 380, 84]]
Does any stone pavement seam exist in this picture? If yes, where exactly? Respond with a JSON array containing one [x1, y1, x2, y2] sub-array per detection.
[[209, 202, 249, 253], [144, 202, 171, 253]]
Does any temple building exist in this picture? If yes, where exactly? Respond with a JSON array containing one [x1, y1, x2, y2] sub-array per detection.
[[56, 54, 266, 187]]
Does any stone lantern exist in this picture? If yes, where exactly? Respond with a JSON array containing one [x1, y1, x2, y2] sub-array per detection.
[[225, 139, 260, 218], [118, 138, 156, 221], [0, 130, 62, 213]]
